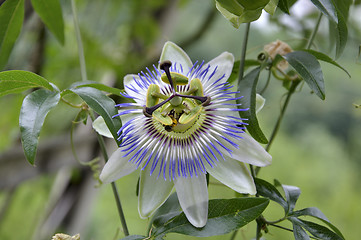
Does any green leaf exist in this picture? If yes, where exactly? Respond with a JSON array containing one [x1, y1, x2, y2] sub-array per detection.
[[215, 0, 265, 27], [120, 235, 147, 240], [71, 81, 123, 96], [302, 49, 350, 77], [254, 178, 287, 211], [0, 70, 54, 96], [152, 198, 269, 238], [291, 218, 311, 240], [0, 0, 24, 70], [310, 0, 337, 22], [19, 89, 60, 165], [216, 0, 244, 15], [332, 0, 352, 21], [30, 0, 64, 44], [70, 87, 121, 144], [264, 0, 279, 15], [283, 51, 325, 100], [228, 60, 261, 84], [291, 207, 345, 239], [278, 0, 290, 14], [149, 193, 181, 230], [236, 67, 268, 144], [291, 217, 344, 240], [281, 184, 301, 213], [328, 0, 351, 59], [334, 11, 348, 59], [237, 0, 270, 10]]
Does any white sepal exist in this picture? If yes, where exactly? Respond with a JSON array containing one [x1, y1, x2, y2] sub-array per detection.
[[92, 116, 113, 138], [206, 159, 256, 195], [99, 148, 138, 183], [138, 164, 174, 218], [159, 41, 193, 72]]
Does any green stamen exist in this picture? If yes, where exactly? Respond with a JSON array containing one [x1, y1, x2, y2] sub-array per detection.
[[161, 72, 189, 86]]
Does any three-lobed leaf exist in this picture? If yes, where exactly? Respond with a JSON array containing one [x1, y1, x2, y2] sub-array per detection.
[[19, 89, 60, 165], [0, 70, 54, 97], [0, 0, 24, 70], [152, 198, 269, 238], [31, 0, 65, 45], [236, 67, 268, 144], [283, 51, 325, 100]]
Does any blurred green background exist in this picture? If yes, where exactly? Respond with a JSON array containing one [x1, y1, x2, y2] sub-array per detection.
[[0, 0, 360, 239]]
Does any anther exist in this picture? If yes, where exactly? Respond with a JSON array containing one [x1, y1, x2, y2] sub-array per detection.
[[160, 60, 172, 70], [160, 60, 175, 93], [201, 96, 211, 106], [143, 95, 174, 117], [143, 106, 153, 117]]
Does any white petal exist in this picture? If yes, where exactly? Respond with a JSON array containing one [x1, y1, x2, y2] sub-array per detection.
[[100, 148, 138, 183], [138, 164, 174, 218], [202, 52, 234, 90], [92, 116, 113, 138], [159, 41, 193, 72], [174, 174, 208, 228], [124, 74, 147, 105], [223, 133, 272, 167], [256, 94, 265, 114], [206, 159, 256, 195]]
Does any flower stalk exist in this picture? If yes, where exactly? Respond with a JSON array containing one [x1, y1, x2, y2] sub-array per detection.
[[89, 111, 130, 236]]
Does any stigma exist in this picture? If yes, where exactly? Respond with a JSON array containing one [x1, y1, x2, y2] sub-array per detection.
[[143, 61, 210, 133]]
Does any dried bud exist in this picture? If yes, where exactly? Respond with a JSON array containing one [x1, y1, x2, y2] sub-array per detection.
[[51, 233, 80, 240], [264, 40, 293, 70]]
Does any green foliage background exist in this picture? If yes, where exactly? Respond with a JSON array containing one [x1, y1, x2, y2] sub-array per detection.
[[0, 0, 361, 239]]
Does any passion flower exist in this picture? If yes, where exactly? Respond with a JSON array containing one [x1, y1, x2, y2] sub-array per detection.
[[97, 41, 272, 227]]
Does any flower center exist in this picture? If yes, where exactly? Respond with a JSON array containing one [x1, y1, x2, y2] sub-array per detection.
[[143, 61, 210, 134]]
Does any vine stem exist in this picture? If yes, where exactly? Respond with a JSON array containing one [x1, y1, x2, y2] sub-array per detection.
[[306, 13, 323, 50], [71, 0, 88, 82], [71, 1, 129, 236], [89, 111, 130, 236], [238, 22, 251, 83], [254, 11, 323, 240]]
